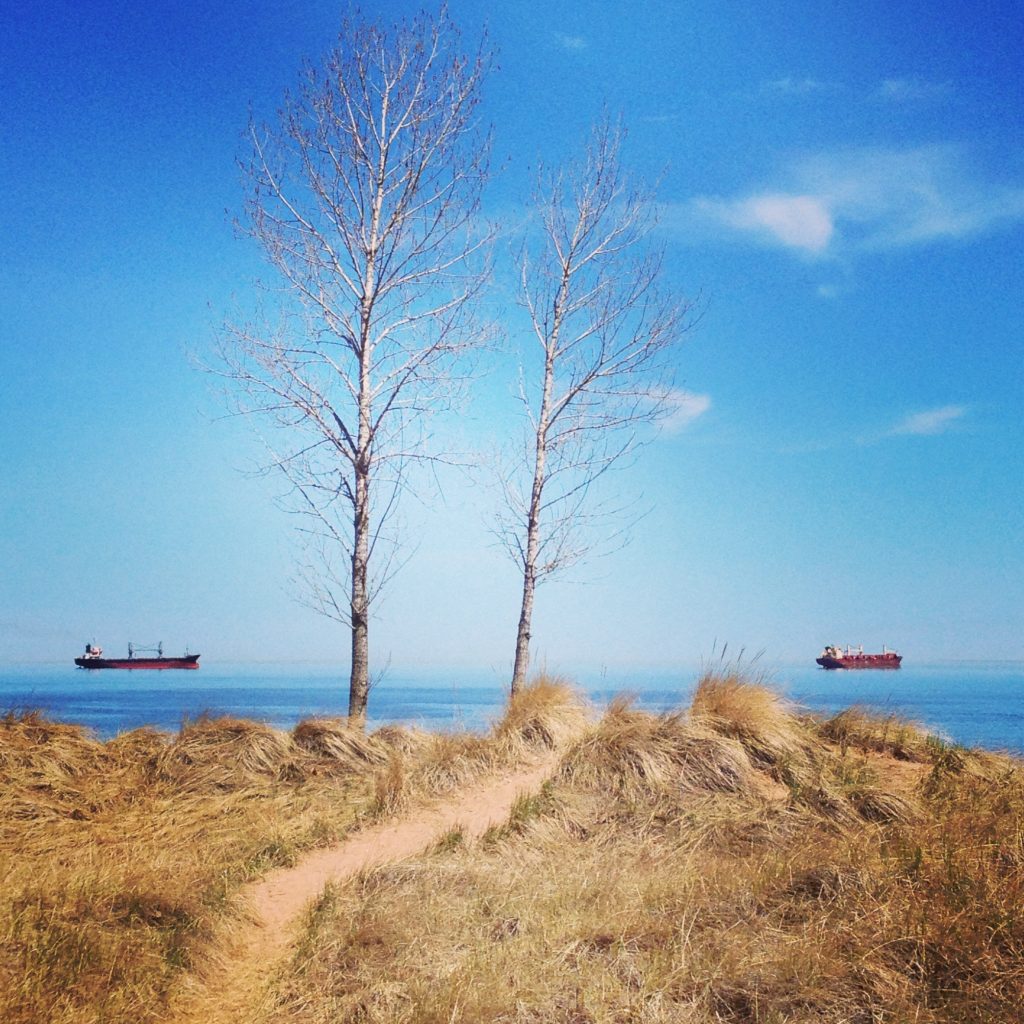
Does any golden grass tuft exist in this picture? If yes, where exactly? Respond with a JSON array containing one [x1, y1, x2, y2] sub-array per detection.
[[371, 723, 428, 755], [292, 717, 390, 772], [104, 725, 169, 764], [0, 712, 154, 832], [560, 695, 756, 800], [410, 731, 496, 794], [686, 673, 924, 826], [369, 753, 409, 817], [492, 674, 591, 754], [818, 705, 938, 760], [155, 714, 299, 791], [691, 669, 815, 784], [0, 711, 106, 792]]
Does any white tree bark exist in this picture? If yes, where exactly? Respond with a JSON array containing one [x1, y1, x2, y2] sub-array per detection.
[[501, 121, 696, 694], [217, 9, 493, 723]]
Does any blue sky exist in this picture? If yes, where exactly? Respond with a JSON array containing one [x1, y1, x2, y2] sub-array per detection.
[[1, 0, 1021, 670]]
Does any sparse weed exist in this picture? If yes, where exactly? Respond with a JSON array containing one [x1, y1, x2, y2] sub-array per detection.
[[433, 825, 465, 853], [818, 705, 937, 761], [370, 752, 408, 818]]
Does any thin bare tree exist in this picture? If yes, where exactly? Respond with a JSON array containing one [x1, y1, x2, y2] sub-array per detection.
[[217, 8, 493, 722], [499, 121, 696, 694]]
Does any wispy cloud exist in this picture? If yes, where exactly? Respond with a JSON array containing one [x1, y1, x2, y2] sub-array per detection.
[[759, 76, 953, 103], [660, 390, 711, 433], [876, 77, 953, 103], [685, 145, 1024, 258], [779, 404, 970, 454], [554, 33, 587, 52], [695, 193, 833, 254], [890, 404, 968, 436], [763, 76, 838, 96]]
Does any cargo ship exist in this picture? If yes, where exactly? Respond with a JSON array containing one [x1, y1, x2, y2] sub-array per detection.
[[816, 645, 901, 670], [74, 642, 200, 670]]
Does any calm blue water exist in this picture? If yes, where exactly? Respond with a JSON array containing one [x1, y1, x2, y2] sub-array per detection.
[[1, 661, 1022, 754]]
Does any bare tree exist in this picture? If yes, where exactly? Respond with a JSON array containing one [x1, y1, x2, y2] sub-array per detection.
[[499, 121, 696, 694], [218, 8, 492, 722]]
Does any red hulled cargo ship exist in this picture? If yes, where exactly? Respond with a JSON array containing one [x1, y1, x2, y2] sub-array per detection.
[[74, 642, 200, 670], [816, 645, 901, 670]]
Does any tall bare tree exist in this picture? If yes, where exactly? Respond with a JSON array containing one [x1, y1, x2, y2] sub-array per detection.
[[218, 8, 492, 722], [499, 121, 695, 694]]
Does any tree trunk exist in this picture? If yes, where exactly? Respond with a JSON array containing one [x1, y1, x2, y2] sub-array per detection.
[[510, 566, 535, 694], [348, 135, 385, 724], [349, 335, 372, 723], [510, 344, 556, 695], [348, 464, 370, 723]]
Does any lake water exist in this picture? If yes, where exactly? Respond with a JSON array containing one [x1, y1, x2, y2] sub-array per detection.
[[2, 661, 1023, 755]]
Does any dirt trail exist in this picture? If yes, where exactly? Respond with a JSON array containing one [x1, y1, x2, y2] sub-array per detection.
[[169, 751, 563, 1024]]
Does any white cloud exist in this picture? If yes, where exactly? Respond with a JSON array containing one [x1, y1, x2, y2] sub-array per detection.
[[700, 193, 834, 254], [554, 33, 587, 51], [688, 146, 1024, 258], [798, 147, 1024, 249], [891, 405, 967, 436], [660, 390, 711, 433], [877, 77, 953, 102], [781, 404, 970, 452], [763, 77, 837, 96]]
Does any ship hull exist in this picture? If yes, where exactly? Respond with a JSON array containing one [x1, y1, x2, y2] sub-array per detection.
[[816, 654, 901, 670], [75, 655, 200, 670]]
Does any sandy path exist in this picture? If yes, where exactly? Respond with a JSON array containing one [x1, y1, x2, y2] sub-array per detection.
[[169, 751, 563, 1024]]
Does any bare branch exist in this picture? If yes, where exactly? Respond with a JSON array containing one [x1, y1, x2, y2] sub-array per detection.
[[217, 8, 494, 721], [503, 117, 698, 693]]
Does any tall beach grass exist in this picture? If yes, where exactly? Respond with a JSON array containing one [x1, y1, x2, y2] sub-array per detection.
[[3, 672, 1023, 1023]]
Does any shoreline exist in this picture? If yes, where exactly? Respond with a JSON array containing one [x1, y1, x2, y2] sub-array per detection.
[[2, 661, 1024, 754]]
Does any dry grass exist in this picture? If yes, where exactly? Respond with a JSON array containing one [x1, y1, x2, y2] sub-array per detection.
[[493, 674, 591, 756], [367, 676, 591, 816], [0, 716, 428, 1024], [0, 712, 400, 1024], [270, 675, 1024, 1024], [691, 669, 814, 784], [5, 674, 1023, 1024], [155, 715, 299, 792], [293, 717, 392, 772], [559, 695, 756, 800], [0, 677, 589, 1024], [817, 704, 940, 761]]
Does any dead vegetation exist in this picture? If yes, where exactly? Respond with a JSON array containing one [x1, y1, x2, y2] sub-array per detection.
[[0, 678, 586, 1024], [4, 673, 1023, 1024], [0, 710, 374, 1024], [271, 670, 1024, 1024]]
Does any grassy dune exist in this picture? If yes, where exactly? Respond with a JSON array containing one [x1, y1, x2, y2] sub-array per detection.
[[0, 678, 580, 1024], [3, 674, 1024, 1023]]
